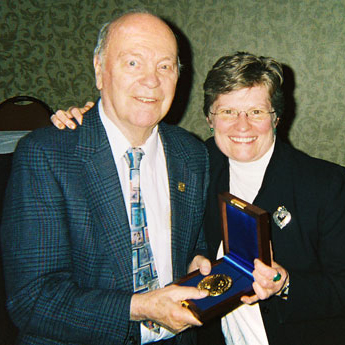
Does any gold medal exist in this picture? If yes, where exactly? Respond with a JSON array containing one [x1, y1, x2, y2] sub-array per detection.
[[197, 274, 233, 296]]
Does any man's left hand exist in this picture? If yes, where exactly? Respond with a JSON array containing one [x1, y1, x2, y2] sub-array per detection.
[[188, 255, 212, 275]]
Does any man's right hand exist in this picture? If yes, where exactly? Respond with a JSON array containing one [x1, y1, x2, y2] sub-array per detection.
[[130, 284, 208, 334], [50, 101, 93, 129]]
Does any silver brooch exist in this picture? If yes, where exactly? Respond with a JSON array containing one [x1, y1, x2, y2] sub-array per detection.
[[273, 206, 291, 229]]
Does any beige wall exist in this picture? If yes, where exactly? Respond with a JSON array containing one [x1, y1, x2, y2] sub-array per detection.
[[2, 0, 345, 165]]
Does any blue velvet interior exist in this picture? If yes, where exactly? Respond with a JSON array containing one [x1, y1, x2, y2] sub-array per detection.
[[179, 261, 254, 311], [225, 203, 258, 272], [179, 202, 259, 312]]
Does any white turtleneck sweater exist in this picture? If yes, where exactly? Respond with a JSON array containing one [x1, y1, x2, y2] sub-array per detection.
[[217, 139, 275, 345]]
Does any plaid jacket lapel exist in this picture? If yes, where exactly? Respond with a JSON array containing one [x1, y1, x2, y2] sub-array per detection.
[[159, 123, 201, 280], [75, 105, 133, 291]]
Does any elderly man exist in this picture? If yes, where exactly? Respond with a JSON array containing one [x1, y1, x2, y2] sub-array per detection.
[[1, 12, 211, 345]]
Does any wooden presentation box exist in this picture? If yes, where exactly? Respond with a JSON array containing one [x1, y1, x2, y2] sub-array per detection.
[[178, 192, 271, 323]]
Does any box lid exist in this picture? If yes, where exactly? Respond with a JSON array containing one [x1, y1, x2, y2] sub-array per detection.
[[219, 192, 271, 276], [177, 192, 271, 323]]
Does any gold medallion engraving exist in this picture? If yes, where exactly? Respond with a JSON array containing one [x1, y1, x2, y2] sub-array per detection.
[[197, 274, 233, 296]]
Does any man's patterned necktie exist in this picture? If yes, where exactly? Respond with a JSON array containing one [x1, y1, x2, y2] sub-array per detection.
[[124, 147, 160, 333]]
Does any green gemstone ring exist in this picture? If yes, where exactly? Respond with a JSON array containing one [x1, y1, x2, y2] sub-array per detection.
[[273, 272, 282, 282]]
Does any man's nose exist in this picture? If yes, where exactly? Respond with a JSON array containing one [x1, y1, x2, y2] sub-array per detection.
[[140, 67, 161, 88]]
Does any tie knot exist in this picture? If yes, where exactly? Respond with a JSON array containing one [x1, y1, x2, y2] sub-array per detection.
[[124, 147, 144, 169]]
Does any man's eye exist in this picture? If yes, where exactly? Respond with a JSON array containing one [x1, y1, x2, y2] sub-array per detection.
[[160, 64, 171, 70], [129, 60, 137, 67]]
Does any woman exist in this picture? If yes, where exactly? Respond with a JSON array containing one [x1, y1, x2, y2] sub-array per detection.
[[202, 52, 345, 345], [51, 52, 345, 345]]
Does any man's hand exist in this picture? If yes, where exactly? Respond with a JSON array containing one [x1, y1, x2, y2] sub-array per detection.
[[130, 284, 208, 334], [50, 101, 93, 129], [241, 258, 289, 304], [188, 255, 212, 275]]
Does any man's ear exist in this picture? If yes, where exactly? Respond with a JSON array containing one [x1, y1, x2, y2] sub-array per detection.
[[94, 55, 103, 91]]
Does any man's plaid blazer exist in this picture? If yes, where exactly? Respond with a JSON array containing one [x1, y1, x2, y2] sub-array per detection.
[[1, 103, 209, 345]]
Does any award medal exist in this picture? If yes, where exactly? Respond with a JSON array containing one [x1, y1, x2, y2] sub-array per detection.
[[197, 274, 233, 296]]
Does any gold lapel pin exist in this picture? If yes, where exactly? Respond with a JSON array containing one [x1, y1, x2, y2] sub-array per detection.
[[178, 182, 185, 192]]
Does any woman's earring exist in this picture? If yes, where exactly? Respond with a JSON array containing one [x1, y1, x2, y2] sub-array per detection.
[[273, 117, 279, 135], [210, 127, 214, 134]]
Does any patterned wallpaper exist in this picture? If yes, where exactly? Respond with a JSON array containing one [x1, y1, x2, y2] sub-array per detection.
[[2, 0, 345, 166]]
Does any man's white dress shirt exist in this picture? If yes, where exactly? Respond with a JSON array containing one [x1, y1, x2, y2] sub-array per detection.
[[99, 100, 175, 343]]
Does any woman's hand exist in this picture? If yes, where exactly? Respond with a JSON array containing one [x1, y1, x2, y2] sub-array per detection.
[[241, 258, 289, 304], [50, 101, 94, 129]]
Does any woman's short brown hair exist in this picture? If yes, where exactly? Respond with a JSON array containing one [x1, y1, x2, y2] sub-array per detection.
[[203, 52, 284, 118]]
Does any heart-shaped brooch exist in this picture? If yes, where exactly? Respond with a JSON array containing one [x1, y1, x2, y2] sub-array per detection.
[[273, 206, 291, 229]]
